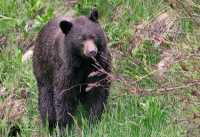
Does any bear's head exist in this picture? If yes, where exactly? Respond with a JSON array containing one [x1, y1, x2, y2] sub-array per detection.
[[59, 9, 107, 59]]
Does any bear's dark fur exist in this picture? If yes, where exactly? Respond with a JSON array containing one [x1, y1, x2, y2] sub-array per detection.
[[32, 9, 111, 132]]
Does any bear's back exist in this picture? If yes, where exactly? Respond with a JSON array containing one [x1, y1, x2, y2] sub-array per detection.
[[35, 16, 73, 49], [33, 16, 73, 65]]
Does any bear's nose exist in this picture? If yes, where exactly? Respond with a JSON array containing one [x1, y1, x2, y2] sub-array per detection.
[[83, 39, 98, 58], [88, 51, 97, 57]]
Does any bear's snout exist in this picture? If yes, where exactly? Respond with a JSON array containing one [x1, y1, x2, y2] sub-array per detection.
[[83, 39, 97, 57]]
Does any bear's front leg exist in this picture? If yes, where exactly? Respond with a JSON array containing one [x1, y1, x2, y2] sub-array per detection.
[[88, 87, 109, 123], [87, 54, 112, 123], [53, 70, 78, 134], [83, 73, 111, 123], [32, 62, 57, 133], [33, 59, 57, 132], [38, 81, 56, 131]]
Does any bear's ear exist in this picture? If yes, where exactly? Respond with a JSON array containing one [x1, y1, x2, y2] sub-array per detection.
[[89, 8, 99, 22], [59, 20, 73, 35]]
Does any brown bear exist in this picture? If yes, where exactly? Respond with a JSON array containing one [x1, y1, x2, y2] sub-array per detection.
[[32, 9, 111, 133]]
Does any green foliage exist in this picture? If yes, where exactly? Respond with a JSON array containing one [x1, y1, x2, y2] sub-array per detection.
[[0, 48, 35, 90], [180, 20, 194, 33], [0, 0, 54, 34], [116, 42, 160, 89]]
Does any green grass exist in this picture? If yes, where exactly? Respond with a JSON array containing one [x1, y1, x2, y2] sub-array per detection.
[[0, 0, 200, 137]]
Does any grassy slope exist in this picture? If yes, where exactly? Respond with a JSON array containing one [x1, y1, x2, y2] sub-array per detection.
[[0, 0, 199, 137]]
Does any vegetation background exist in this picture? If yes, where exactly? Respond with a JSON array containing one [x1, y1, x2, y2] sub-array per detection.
[[0, 0, 200, 137]]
